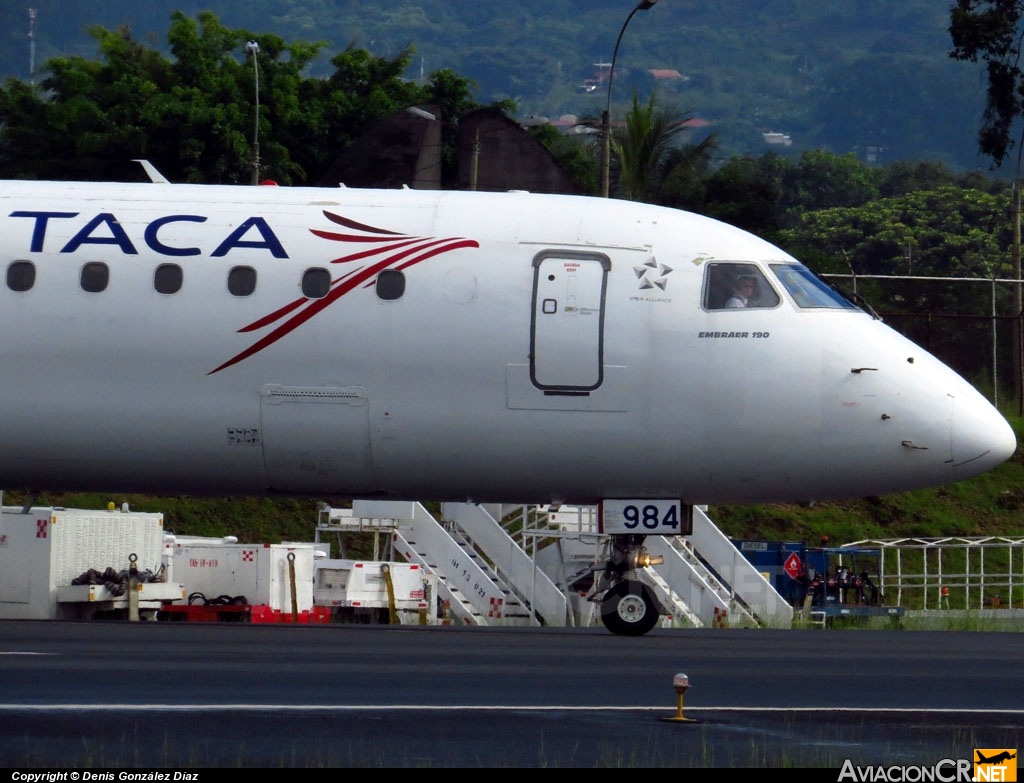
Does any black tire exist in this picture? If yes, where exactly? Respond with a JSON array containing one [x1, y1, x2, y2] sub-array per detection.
[[600, 579, 660, 636]]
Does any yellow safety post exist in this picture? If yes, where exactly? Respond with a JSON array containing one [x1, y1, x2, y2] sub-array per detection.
[[661, 672, 697, 723]]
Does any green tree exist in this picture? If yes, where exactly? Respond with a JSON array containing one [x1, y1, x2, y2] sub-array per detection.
[[778, 185, 1012, 381], [698, 153, 795, 238], [779, 185, 1008, 322], [780, 150, 881, 216], [877, 160, 961, 197], [0, 13, 316, 183], [0, 11, 486, 186], [527, 123, 598, 195], [949, 0, 1024, 169], [162, 12, 284, 183], [609, 92, 715, 204], [780, 185, 1007, 280], [0, 23, 180, 180], [697, 151, 882, 241]]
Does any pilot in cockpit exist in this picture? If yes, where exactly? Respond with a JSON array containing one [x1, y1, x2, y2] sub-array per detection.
[[725, 275, 758, 308]]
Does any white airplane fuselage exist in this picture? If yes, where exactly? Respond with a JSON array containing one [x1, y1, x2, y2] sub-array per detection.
[[0, 180, 1015, 505]]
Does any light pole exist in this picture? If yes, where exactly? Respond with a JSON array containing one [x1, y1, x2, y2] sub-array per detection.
[[246, 40, 261, 185], [1014, 135, 1023, 414], [601, 0, 657, 198]]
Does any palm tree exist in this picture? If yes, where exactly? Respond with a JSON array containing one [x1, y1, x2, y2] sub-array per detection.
[[610, 92, 716, 203]]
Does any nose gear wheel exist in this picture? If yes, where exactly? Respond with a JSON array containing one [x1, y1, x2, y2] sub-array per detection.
[[600, 579, 659, 636]]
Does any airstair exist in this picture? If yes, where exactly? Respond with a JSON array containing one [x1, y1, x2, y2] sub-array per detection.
[[316, 501, 549, 626], [439, 502, 568, 626], [314, 500, 792, 628], [644, 508, 793, 627]]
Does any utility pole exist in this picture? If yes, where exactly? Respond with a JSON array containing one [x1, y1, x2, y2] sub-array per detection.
[[469, 127, 480, 191], [27, 8, 36, 83], [1014, 176, 1022, 414], [246, 41, 261, 185]]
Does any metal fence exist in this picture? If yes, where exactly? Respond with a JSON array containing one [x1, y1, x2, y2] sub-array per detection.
[[844, 536, 1024, 611]]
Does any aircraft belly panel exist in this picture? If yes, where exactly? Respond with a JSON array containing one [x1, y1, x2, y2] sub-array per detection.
[[260, 384, 376, 494]]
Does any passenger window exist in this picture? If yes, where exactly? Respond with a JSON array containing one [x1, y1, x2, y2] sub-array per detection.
[[376, 269, 405, 301], [154, 264, 183, 295], [81, 262, 109, 293], [302, 268, 331, 299], [7, 261, 35, 292], [228, 266, 257, 297], [702, 263, 780, 310]]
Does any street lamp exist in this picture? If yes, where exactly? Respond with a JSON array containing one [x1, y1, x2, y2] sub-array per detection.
[[1013, 133, 1023, 414], [246, 40, 261, 185], [601, 0, 657, 198]]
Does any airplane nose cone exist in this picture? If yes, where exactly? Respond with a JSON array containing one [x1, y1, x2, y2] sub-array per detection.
[[951, 396, 1017, 480]]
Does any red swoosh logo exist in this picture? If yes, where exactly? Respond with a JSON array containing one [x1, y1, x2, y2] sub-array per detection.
[[209, 210, 479, 374]]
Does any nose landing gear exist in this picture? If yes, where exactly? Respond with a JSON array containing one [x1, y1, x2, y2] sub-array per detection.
[[594, 534, 664, 636], [600, 579, 660, 636]]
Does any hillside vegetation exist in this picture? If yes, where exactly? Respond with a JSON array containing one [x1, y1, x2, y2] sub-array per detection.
[[0, 0, 990, 170]]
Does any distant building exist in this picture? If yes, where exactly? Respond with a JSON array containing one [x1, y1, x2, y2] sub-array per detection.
[[457, 107, 582, 194], [674, 116, 712, 144], [315, 105, 442, 189], [762, 131, 793, 147], [580, 62, 611, 93], [648, 68, 686, 82], [316, 105, 581, 195], [550, 114, 598, 135]]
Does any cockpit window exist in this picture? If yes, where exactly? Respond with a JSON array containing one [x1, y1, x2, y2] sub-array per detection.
[[702, 263, 781, 310], [770, 264, 858, 309]]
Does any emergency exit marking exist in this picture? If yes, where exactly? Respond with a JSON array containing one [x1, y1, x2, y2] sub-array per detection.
[[242, 550, 254, 561], [35, 519, 47, 538]]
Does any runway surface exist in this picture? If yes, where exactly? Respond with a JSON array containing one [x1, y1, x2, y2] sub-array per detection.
[[0, 621, 1020, 767]]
